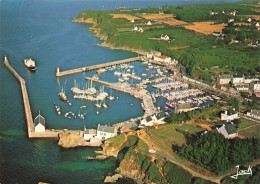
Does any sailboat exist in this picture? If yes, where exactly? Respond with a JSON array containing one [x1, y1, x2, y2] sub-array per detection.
[[95, 102, 101, 108], [108, 89, 115, 100], [58, 88, 67, 101]]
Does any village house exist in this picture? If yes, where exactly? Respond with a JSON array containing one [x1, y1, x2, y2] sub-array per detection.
[[96, 124, 117, 140], [220, 109, 239, 121], [228, 19, 234, 23], [146, 50, 161, 59], [217, 123, 238, 139], [212, 31, 223, 37], [34, 112, 45, 132], [146, 20, 152, 25], [255, 22, 259, 28], [130, 19, 135, 23], [83, 128, 97, 140], [247, 17, 252, 23], [160, 34, 170, 40], [246, 109, 260, 120], [217, 75, 231, 85], [234, 84, 249, 91], [140, 112, 167, 126], [244, 77, 259, 84], [231, 74, 244, 84], [154, 55, 172, 64], [132, 26, 143, 32], [250, 81, 260, 91]]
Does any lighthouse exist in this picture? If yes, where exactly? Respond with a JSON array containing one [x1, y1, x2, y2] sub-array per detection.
[[57, 66, 60, 74]]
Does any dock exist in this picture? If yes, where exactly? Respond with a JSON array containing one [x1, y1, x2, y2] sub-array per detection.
[[56, 57, 141, 77], [85, 77, 158, 116]]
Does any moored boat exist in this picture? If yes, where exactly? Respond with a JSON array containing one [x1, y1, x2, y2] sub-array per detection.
[[58, 89, 67, 101], [24, 58, 37, 71]]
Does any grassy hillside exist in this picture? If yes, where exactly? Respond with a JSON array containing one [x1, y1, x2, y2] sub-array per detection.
[[74, 1, 259, 82]]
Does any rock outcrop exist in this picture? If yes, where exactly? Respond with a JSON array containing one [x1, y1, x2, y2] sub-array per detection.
[[58, 132, 102, 148], [104, 174, 123, 183]]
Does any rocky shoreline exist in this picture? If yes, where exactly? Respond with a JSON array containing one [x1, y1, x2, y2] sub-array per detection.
[[72, 17, 148, 56], [58, 132, 102, 148]]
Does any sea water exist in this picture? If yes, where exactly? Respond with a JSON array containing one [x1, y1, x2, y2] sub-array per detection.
[[0, 0, 240, 183]]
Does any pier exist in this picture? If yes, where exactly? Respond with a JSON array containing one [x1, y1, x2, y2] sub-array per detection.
[[85, 77, 158, 116], [4, 56, 35, 137], [56, 57, 141, 77], [4, 56, 83, 139]]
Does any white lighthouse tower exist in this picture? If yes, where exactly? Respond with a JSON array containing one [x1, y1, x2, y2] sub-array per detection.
[[57, 66, 60, 75]]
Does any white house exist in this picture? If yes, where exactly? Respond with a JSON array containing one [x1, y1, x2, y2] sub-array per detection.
[[96, 124, 117, 140], [217, 124, 237, 139], [154, 55, 172, 64], [84, 128, 97, 140], [212, 32, 222, 37], [244, 78, 259, 84], [161, 34, 170, 40], [250, 81, 260, 91], [140, 112, 167, 126], [140, 116, 155, 126], [132, 26, 143, 32], [130, 19, 135, 23], [146, 20, 152, 25], [247, 109, 260, 120], [247, 17, 252, 23], [231, 74, 244, 84], [235, 84, 249, 91], [255, 22, 259, 28], [221, 109, 239, 121], [34, 112, 45, 132], [217, 75, 231, 85], [228, 19, 234, 23]]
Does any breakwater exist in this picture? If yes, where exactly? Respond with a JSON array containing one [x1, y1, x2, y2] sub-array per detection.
[[4, 56, 35, 137], [4, 56, 84, 138], [56, 56, 141, 77]]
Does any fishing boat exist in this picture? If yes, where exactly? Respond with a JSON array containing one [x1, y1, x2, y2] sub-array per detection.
[[95, 103, 101, 108], [24, 58, 37, 71], [103, 103, 109, 108], [80, 105, 87, 109], [58, 89, 67, 101]]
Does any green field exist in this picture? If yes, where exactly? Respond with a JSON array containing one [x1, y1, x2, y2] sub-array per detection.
[[74, 0, 260, 82]]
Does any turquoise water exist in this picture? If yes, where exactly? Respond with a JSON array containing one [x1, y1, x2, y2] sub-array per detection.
[[0, 0, 240, 183]]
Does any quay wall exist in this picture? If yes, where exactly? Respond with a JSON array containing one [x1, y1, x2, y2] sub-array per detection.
[[4, 57, 35, 137], [56, 57, 141, 77]]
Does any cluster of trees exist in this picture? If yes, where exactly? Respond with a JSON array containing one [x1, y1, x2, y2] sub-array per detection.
[[180, 132, 260, 174]]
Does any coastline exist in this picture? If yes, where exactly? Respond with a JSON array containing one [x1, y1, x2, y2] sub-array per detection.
[[72, 18, 148, 55]]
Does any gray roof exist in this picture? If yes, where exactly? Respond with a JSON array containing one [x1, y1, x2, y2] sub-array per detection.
[[97, 124, 115, 134], [146, 116, 153, 122], [84, 129, 97, 135], [225, 124, 237, 135], [136, 119, 141, 124], [232, 74, 244, 78], [156, 111, 166, 119], [34, 114, 45, 127], [227, 109, 237, 115]]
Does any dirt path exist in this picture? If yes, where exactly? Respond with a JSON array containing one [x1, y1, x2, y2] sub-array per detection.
[[138, 131, 234, 184]]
